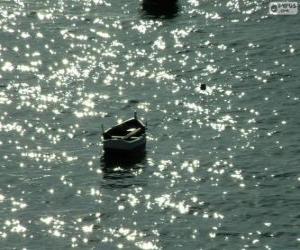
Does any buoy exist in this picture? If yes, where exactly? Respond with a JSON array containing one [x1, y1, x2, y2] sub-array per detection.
[[200, 84, 206, 90]]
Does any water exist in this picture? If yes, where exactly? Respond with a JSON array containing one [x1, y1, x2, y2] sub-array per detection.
[[0, 0, 300, 249]]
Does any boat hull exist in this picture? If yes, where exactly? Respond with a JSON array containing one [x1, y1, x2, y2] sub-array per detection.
[[142, 0, 179, 17], [103, 134, 146, 152]]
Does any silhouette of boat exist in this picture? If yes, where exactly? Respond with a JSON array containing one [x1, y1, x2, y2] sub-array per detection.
[[102, 112, 146, 154]]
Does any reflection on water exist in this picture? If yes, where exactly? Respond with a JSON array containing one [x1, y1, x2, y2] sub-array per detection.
[[100, 150, 147, 188], [101, 149, 147, 169], [141, 0, 179, 18]]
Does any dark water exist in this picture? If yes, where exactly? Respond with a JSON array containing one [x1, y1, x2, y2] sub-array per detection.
[[0, 0, 300, 249]]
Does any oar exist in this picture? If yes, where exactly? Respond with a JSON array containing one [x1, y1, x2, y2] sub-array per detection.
[[122, 127, 141, 140]]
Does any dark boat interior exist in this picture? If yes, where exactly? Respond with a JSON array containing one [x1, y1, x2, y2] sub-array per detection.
[[103, 118, 146, 140]]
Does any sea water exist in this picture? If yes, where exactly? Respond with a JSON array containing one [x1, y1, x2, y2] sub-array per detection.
[[0, 0, 299, 249]]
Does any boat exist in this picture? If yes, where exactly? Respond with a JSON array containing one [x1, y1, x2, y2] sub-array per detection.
[[102, 112, 146, 154], [142, 0, 179, 17]]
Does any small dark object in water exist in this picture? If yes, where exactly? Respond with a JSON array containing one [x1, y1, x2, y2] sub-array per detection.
[[28, 11, 37, 17], [200, 84, 206, 90], [84, 17, 91, 22], [128, 99, 140, 104]]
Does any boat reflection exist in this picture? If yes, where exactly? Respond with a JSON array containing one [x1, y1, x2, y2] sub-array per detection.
[[141, 0, 179, 18], [100, 150, 147, 187]]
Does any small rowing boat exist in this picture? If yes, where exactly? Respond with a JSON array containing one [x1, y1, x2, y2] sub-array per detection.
[[102, 112, 146, 154]]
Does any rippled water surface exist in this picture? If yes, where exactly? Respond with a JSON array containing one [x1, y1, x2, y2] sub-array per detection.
[[0, 0, 300, 249]]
